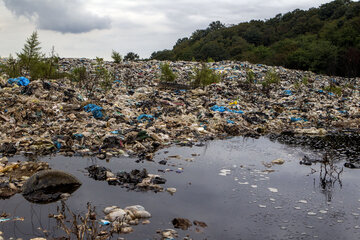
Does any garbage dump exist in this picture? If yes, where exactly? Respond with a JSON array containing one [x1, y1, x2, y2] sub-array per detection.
[[0, 59, 358, 161]]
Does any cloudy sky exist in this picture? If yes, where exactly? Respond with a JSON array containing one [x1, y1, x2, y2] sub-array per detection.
[[0, 0, 331, 60]]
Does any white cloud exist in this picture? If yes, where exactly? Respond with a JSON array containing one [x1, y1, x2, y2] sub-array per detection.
[[2, 0, 111, 33], [0, 0, 332, 59]]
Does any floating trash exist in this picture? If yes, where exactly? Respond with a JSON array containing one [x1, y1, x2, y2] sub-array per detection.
[[268, 187, 278, 193]]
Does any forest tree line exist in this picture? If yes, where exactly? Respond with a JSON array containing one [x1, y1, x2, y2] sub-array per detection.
[[151, 0, 360, 77]]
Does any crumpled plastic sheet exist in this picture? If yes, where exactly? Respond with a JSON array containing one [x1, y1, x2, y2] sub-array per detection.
[[137, 114, 154, 122], [7, 77, 30, 86], [210, 105, 244, 114], [84, 104, 103, 119]]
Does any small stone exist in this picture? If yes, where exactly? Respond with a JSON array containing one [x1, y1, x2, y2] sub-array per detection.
[[268, 187, 278, 193], [166, 188, 177, 194], [142, 220, 151, 224], [271, 159, 285, 165]]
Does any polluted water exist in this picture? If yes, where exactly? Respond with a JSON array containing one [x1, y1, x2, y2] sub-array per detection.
[[0, 135, 360, 239]]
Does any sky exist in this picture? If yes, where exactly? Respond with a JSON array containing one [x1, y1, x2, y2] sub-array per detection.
[[0, 0, 332, 60]]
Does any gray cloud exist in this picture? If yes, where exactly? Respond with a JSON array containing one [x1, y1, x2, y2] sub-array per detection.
[[2, 0, 111, 33]]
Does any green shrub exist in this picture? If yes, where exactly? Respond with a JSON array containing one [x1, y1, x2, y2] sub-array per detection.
[[111, 50, 122, 63], [95, 57, 114, 92], [246, 68, 255, 84], [324, 85, 342, 96], [191, 63, 221, 87], [0, 55, 21, 78], [160, 63, 177, 82], [262, 69, 280, 88], [302, 76, 309, 85], [70, 66, 88, 86]]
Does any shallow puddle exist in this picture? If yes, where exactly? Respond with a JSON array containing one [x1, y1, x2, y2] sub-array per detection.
[[1, 136, 360, 239]]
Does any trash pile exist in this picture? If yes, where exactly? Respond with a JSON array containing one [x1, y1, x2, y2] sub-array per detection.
[[0, 59, 359, 159], [86, 165, 167, 192], [102, 205, 151, 234]]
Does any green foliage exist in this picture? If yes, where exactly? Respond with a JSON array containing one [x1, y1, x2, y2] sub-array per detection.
[[70, 66, 88, 86], [246, 68, 255, 84], [191, 63, 221, 87], [1, 32, 63, 80], [207, 57, 215, 62], [0, 54, 21, 78], [150, 0, 360, 77], [124, 52, 139, 61], [111, 50, 122, 63], [324, 85, 343, 95], [302, 76, 309, 85], [94, 57, 114, 92], [69, 58, 114, 94], [262, 69, 280, 88], [160, 63, 177, 82], [17, 31, 43, 72]]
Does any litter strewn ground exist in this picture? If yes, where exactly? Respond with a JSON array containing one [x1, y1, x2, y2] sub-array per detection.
[[0, 60, 359, 160]]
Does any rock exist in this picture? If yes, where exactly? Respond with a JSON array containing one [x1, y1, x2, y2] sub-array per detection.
[[172, 218, 192, 230], [120, 226, 133, 234], [271, 158, 285, 165], [125, 205, 151, 218], [193, 220, 207, 228], [22, 170, 81, 195], [104, 206, 119, 215], [166, 188, 177, 194], [21, 170, 81, 203], [106, 208, 127, 221], [161, 229, 178, 239]]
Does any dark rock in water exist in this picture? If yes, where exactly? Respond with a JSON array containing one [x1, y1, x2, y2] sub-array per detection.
[[344, 162, 360, 169], [22, 170, 81, 203], [172, 218, 192, 230], [152, 176, 166, 184], [86, 165, 110, 180], [0, 143, 17, 155]]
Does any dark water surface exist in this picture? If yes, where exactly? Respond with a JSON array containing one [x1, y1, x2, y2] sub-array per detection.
[[1, 137, 360, 240]]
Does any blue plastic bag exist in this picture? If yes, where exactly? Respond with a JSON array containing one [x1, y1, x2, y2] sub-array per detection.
[[8, 77, 30, 86], [283, 90, 292, 96], [84, 104, 103, 119], [137, 114, 154, 122], [210, 105, 244, 114]]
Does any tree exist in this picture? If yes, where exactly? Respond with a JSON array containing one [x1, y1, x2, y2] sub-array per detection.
[[124, 52, 139, 61], [208, 21, 225, 31], [111, 50, 122, 63], [17, 31, 43, 71]]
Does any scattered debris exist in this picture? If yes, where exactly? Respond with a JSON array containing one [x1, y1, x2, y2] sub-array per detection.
[[86, 165, 167, 192]]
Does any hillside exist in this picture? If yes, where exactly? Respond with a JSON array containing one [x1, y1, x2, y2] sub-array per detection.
[[151, 0, 360, 77]]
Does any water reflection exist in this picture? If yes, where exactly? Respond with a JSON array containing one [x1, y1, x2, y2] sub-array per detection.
[[318, 154, 344, 202]]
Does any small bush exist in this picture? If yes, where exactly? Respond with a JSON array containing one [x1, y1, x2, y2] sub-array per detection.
[[262, 69, 280, 88], [0, 55, 21, 78], [324, 85, 342, 96], [246, 68, 255, 84], [70, 66, 88, 86], [302, 76, 309, 85], [111, 50, 122, 63], [191, 63, 221, 87], [160, 63, 177, 82]]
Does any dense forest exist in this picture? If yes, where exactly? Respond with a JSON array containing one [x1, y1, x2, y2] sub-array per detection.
[[151, 0, 360, 77]]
